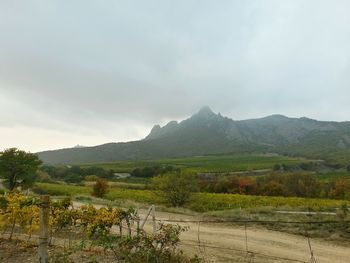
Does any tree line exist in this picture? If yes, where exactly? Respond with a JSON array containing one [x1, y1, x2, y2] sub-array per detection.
[[198, 173, 350, 199], [40, 165, 116, 183], [1, 148, 349, 204]]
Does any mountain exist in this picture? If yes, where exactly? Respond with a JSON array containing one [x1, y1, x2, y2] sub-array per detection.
[[37, 107, 350, 164]]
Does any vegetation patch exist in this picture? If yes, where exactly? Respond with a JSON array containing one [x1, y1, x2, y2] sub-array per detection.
[[32, 182, 350, 213], [189, 192, 350, 212], [33, 183, 91, 196], [79, 154, 306, 174]]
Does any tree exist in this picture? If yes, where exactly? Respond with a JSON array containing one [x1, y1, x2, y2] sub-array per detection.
[[213, 176, 240, 194], [284, 173, 320, 197], [64, 173, 84, 184], [330, 178, 350, 199], [152, 172, 198, 207], [92, 178, 109, 198], [261, 180, 286, 196], [0, 148, 42, 190], [238, 177, 257, 195]]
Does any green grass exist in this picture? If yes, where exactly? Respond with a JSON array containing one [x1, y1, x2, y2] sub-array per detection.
[[33, 182, 159, 203], [114, 177, 151, 184], [85, 181, 147, 190], [189, 193, 349, 212], [79, 154, 306, 173], [316, 171, 350, 182], [81, 161, 154, 173], [105, 188, 160, 204], [33, 183, 91, 196], [33, 182, 349, 213]]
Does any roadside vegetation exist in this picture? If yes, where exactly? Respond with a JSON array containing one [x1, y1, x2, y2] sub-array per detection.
[[33, 182, 349, 212], [1, 148, 350, 261], [0, 192, 199, 263]]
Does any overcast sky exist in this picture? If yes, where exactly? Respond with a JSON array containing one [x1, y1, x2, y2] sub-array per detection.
[[1, 0, 350, 152]]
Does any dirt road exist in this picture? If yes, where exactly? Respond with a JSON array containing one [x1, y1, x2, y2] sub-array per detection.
[[74, 202, 350, 263]]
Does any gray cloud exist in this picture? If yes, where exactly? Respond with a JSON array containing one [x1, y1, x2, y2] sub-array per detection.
[[0, 0, 350, 151]]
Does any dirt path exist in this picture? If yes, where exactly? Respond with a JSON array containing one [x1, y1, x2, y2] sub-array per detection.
[[73, 202, 350, 263]]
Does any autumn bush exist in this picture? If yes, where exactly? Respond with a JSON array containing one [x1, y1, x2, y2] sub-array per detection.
[[92, 178, 109, 198]]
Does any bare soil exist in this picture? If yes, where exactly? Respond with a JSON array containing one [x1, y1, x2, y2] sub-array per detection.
[[73, 201, 350, 262], [137, 207, 350, 263]]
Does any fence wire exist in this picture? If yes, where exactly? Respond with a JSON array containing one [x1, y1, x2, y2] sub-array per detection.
[[155, 218, 350, 224], [153, 217, 349, 263]]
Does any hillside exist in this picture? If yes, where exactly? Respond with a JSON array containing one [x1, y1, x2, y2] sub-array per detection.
[[37, 107, 350, 164]]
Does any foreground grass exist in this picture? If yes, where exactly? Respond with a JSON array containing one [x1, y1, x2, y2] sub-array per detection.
[[34, 182, 349, 212], [79, 154, 306, 173]]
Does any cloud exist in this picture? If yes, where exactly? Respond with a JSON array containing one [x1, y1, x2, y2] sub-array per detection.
[[0, 0, 349, 151]]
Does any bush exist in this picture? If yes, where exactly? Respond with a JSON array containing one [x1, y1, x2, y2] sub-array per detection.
[[336, 203, 348, 221], [152, 172, 198, 207], [273, 164, 282, 171], [32, 183, 90, 196], [329, 178, 350, 199], [92, 179, 109, 198], [64, 173, 84, 184], [94, 223, 199, 263], [131, 166, 180, 178], [85, 175, 99, 181], [36, 170, 54, 183]]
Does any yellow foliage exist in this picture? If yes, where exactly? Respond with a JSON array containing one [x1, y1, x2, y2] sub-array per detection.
[[0, 192, 132, 239]]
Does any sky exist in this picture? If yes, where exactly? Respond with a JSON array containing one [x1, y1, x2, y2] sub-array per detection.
[[1, 0, 350, 152]]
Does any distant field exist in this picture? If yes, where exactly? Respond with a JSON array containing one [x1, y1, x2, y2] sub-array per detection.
[[316, 171, 350, 182], [33, 182, 348, 212], [33, 182, 91, 196], [188, 192, 349, 212], [78, 154, 307, 173]]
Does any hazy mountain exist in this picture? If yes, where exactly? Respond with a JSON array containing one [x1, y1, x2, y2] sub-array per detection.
[[37, 107, 350, 164]]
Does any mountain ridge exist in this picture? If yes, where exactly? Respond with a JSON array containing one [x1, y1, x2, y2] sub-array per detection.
[[37, 108, 350, 164]]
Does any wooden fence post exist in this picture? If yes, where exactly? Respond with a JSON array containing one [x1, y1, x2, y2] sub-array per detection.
[[140, 205, 153, 230], [135, 208, 140, 236], [39, 195, 50, 263], [151, 205, 156, 235]]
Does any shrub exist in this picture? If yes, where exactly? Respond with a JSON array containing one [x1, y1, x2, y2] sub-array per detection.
[[131, 165, 179, 178], [152, 172, 198, 207], [32, 183, 90, 196], [261, 181, 286, 196], [92, 179, 109, 198], [36, 170, 54, 183], [97, 223, 199, 263], [85, 175, 99, 181], [64, 173, 84, 184], [336, 203, 349, 221]]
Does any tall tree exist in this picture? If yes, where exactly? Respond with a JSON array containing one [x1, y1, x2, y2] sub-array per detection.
[[0, 148, 42, 190]]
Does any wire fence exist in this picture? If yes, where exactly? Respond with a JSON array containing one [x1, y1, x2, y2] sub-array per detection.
[[2, 196, 349, 263], [181, 242, 309, 263], [155, 218, 350, 224], [150, 213, 350, 263]]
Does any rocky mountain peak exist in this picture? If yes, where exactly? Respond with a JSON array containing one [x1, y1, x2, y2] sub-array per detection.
[[197, 106, 215, 116]]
